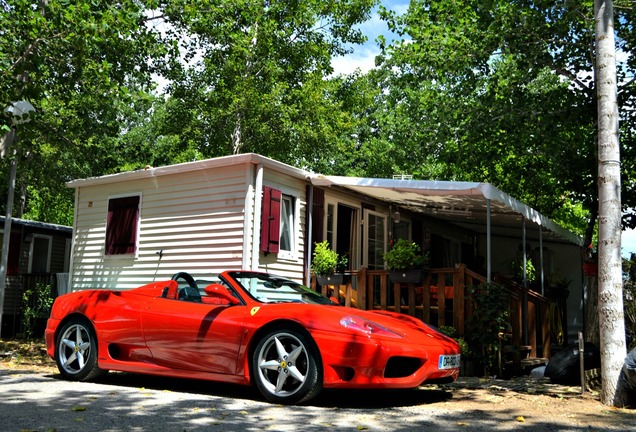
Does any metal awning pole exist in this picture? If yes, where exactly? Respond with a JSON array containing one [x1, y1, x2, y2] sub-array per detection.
[[522, 216, 528, 345], [487, 199, 491, 283], [306, 184, 314, 287], [539, 226, 544, 296]]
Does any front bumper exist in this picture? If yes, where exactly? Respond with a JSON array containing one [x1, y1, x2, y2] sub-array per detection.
[[312, 328, 460, 389]]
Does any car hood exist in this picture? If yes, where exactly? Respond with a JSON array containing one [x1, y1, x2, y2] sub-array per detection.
[[254, 303, 458, 347]]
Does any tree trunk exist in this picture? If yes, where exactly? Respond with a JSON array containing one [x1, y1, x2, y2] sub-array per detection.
[[594, 0, 628, 407], [231, 110, 243, 155]]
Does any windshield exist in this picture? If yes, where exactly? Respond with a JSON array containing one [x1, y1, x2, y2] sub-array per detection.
[[224, 271, 338, 305]]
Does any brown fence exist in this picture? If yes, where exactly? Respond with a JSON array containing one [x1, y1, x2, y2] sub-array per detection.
[[311, 264, 553, 368]]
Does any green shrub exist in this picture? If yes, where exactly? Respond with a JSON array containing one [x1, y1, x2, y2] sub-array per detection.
[[21, 283, 54, 340], [465, 283, 510, 376], [383, 239, 429, 271], [311, 240, 347, 276]]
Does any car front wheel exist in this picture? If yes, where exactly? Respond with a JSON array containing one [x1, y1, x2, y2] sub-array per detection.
[[252, 328, 322, 404], [55, 318, 105, 381]]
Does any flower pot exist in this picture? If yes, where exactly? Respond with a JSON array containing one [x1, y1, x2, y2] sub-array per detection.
[[317, 274, 346, 286], [389, 269, 425, 284]]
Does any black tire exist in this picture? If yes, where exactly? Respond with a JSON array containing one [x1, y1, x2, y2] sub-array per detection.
[[55, 317, 105, 381], [252, 328, 322, 404]]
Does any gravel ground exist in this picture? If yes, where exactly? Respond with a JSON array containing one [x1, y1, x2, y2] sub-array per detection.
[[2, 366, 636, 432]]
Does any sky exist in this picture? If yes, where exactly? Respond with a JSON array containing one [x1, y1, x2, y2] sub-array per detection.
[[330, 1, 409, 76], [624, 230, 636, 258], [334, 1, 636, 258]]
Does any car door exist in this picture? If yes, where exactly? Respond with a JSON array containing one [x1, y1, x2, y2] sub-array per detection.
[[141, 297, 247, 375]]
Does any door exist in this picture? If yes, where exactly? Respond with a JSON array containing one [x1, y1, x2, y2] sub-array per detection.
[[364, 210, 387, 270], [141, 298, 247, 374]]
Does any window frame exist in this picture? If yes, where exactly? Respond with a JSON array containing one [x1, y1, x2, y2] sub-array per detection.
[[28, 233, 52, 273], [278, 194, 298, 260], [105, 194, 142, 257]]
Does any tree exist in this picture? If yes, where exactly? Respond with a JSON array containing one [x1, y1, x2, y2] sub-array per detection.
[[149, 0, 377, 168], [595, 0, 628, 407], [0, 0, 169, 336], [370, 0, 634, 405], [0, 0, 170, 223], [371, 1, 636, 241]]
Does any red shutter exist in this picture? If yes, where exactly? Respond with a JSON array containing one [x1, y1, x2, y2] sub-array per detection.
[[260, 186, 281, 254]]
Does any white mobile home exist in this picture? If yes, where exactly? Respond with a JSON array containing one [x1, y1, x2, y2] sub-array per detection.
[[67, 153, 586, 349]]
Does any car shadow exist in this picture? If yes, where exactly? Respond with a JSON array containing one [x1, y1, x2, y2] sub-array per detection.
[[48, 371, 452, 408], [313, 387, 453, 408]]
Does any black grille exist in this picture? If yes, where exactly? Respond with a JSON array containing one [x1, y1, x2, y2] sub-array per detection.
[[384, 356, 422, 378]]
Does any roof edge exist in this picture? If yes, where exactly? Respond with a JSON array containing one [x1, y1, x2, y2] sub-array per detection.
[[67, 153, 312, 188]]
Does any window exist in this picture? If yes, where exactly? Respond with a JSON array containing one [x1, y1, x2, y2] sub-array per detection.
[[326, 203, 335, 248], [365, 211, 386, 270], [259, 186, 297, 258], [105, 195, 141, 256], [29, 234, 52, 273], [279, 195, 295, 254]]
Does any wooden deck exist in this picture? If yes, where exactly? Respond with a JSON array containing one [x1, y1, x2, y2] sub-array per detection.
[[311, 264, 553, 372]]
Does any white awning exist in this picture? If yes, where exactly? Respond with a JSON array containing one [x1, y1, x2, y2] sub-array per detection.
[[308, 174, 583, 246]]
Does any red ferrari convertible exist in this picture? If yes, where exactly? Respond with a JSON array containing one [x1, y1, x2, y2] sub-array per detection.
[[45, 271, 460, 404]]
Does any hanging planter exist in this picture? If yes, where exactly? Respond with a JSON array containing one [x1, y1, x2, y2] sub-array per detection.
[[389, 269, 425, 284], [384, 239, 429, 284], [316, 273, 347, 286]]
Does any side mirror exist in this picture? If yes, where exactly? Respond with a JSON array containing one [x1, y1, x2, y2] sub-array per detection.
[[204, 283, 241, 305]]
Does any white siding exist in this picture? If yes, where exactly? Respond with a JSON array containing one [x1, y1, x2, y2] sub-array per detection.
[[256, 170, 308, 282], [72, 165, 251, 290]]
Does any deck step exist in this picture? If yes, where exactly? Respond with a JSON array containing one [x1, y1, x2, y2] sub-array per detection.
[[520, 357, 548, 368]]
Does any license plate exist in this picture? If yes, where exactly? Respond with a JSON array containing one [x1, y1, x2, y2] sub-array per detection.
[[438, 354, 461, 370]]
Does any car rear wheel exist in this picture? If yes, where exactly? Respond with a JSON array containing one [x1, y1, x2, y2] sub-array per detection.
[[55, 318, 105, 381], [252, 328, 322, 404]]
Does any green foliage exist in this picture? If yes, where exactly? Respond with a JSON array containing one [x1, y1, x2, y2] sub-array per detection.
[[511, 256, 536, 284], [438, 326, 456, 337], [153, 0, 378, 167], [311, 240, 348, 276], [465, 283, 510, 376], [383, 239, 428, 271], [20, 283, 54, 340], [437, 326, 475, 359], [370, 0, 636, 240], [0, 0, 169, 224]]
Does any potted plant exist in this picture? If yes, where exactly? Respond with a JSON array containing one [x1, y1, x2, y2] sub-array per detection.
[[311, 240, 348, 285], [383, 239, 429, 283]]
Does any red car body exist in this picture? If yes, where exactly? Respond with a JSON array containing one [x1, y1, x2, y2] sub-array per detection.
[[46, 271, 460, 404]]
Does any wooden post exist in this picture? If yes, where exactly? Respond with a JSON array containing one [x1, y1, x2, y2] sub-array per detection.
[[408, 283, 416, 316], [422, 274, 431, 323], [358, 268, 368, 310], [542, 300, 551, 358], [380, 274, 387, 310], [393, 282, 402, 313], [528, 298, 537, 358], [454, 265, 466, 335]]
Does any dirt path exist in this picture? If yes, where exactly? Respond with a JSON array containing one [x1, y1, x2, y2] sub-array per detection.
[[2, 340, 636, 431]]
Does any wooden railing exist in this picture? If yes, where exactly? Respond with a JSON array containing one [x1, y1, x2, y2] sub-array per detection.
[[311, 264, 554, 368]]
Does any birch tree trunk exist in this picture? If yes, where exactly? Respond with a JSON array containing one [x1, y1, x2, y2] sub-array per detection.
[[594, 0, 628, 407]]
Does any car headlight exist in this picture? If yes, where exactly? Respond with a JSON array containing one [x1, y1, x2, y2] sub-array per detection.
[[339, 316, 404, 339]]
